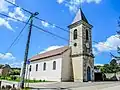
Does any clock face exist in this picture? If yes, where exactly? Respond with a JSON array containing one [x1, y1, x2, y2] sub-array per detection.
[[86, 42, 89, 48]]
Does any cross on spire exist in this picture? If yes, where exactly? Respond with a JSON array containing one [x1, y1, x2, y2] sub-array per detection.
[[79, 0, 82, 9]]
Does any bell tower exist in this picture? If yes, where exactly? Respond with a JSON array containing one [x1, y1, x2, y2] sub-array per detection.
[[68, 8, 94, 82]]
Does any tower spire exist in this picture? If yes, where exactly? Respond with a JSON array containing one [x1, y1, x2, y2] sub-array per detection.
[[72, 8, 89, 24]]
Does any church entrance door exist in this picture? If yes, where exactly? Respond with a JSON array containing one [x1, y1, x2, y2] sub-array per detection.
[[87, 66, 91, 81]]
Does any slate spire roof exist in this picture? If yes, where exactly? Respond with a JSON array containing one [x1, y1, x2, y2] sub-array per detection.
[[72, 8, 89, 24]]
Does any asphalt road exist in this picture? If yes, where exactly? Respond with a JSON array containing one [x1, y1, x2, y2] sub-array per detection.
[[1, 80, 120, 90]]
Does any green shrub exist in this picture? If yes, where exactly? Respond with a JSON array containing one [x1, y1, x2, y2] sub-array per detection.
[[1, 76, 5, 79], [43, 80, 45, 82], [39, 79, 42, 82], [10, 76, 17, 80], [16, 77, 20, 81], [33, 78, 36, 82], [6, 77, 11, 80]]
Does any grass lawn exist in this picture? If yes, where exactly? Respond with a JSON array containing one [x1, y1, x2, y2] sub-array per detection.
[[0, 77, 54, 83], [0, 78, 49, 83], [0, 75, 55, 83]]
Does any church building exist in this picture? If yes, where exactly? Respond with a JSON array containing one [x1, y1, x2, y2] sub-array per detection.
[[27, 8, 94, 82]]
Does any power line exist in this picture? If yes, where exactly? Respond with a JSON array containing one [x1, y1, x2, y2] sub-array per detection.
[[0, 12, 116, 61], [1, 0, 116, 57], [5, 0, 119, 62], [0, 13, 70, 45], [4, 0, 103, 51], [4, 0, 83, 38], [5, 17, 30, 53], [0, 13, 27, 24], [0, 12, 115, 52], [32, 24, 69, 42], [4, 0, 109, 47], [6, 0, 107, 53], [4, 0, 33, 14], [35, 17, 70, 33], [0, 13, 80, 51], [5, 0, 71, 34]]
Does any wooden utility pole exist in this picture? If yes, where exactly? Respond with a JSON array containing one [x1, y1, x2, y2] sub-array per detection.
[[20, 12, 39, 89]]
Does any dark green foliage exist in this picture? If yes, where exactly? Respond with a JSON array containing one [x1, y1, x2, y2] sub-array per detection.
[[1, 76, 5, 79], [39, 79, 42, 82], [95, 59, 120, 73], [9, 68, 21, 75], [101, 60, 120, 73], [43, 80, 46, 82]]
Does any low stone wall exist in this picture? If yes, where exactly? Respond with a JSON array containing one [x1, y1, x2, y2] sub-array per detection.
[[105, 72, 120, 80]]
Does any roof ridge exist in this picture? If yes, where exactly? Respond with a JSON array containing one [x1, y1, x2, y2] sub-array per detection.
[[30, 46, 69, 61], [39, 46, 68, 55]]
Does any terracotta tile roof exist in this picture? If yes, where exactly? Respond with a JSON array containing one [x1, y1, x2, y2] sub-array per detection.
[[30, 46, 69, 61]]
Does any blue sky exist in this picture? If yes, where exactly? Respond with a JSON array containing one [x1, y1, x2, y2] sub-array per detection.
[[0, 0, 120, 67]]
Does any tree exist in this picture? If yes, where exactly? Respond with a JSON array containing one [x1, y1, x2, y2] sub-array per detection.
[[100, 59, 120, 73], [9, 68, 21, 75], [107, 17, 120, 73], [0, 64, 4, 68], [103, 64, 111, 73], [110, 59, 120, 73]]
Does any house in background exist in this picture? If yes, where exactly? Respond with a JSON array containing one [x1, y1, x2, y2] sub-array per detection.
[[0, 64, 11, 76], [25, 8, 94, 82]]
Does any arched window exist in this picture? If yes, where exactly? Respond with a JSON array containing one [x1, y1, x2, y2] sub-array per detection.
[[53, 61, 56, 70], [43, 63, 46, 71], [36, 64, 38, 71], [73, 29, 77, 40], [29, 65, 32, 72], [86, 30, 89, 41]]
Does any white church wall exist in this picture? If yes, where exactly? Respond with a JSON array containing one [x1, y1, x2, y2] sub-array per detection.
[[61, 48, 72, 81], [28, 55, 62, 81]]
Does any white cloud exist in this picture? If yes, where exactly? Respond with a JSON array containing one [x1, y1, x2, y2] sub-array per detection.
[[0, 52, 22, 68], [41, 21, 56, 28], [94, 63, 104, 66], [41, 21, 49, 27], [10, 62, 22, 68], [0, 0, 27, 30], [94, 35, 120, 53], [0, 18, 13, 30], [0, 0, 15, 13], [0, 52, 16, 60], [57, 0, 102, 12], [92, 48, 99, 55], [8, 7, 27, 21], [57, 0, 64, 4], [86, 0, 101, 3], [39, 45, 63, 54]]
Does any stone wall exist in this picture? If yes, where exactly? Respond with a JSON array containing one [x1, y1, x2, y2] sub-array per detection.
[[105, 72, 120, 80]]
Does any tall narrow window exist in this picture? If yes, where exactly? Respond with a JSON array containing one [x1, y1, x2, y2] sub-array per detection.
[[86, 30, 89, 41], [29, 65, 31, 72], [43, 63, 46, 71], [73, 29, 77, 40], [36, 64, 38, 71], [53, 61, 56, 70]]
